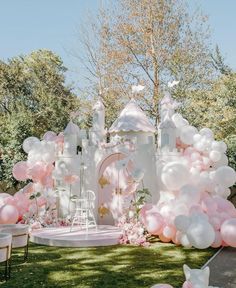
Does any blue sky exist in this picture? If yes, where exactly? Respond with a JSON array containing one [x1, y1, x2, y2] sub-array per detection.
[[0, 0, 236, 88]]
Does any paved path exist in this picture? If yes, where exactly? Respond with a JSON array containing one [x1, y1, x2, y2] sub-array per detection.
[[206, 247, 236, 287]]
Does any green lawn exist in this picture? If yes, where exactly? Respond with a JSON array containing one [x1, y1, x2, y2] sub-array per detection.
[[0, 241, 216, 288]]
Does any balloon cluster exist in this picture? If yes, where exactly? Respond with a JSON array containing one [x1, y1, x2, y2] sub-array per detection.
[[141, 113, 236, 249], [0, 131, 65, 224]]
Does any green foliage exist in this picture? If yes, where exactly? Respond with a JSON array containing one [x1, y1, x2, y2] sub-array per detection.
[[0, 50, 80, 190], [181, 72, 236, 171], [132, 186, 150, 218], [225, 135, 236, 172]]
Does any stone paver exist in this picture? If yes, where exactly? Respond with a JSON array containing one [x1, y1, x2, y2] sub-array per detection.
[[207, 247, 236, 288]]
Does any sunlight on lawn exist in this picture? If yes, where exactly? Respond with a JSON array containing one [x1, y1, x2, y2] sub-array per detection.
[[0, 241, 216, 288]]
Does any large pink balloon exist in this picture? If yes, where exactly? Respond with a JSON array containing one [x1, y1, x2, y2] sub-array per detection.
[[12, 161, 29, 181], [14, 191, 30, 217], [140, 203, 157, 219], [0, 204, 19, 224], [145, 212, 165, 235], [221, 218, 236, 247], [0, 193, 13, 205], [28, 162, 47, 182], [0, 193, 16, 206]]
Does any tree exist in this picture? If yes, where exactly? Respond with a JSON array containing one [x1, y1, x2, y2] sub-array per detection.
[[77, 0, 214, 126], [0, 50, 80, 190], [182, 72, 236, 170]]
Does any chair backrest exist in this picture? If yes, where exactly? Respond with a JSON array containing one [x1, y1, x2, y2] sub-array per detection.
[[81, 190, 96, 209], [0, 233, 12, 263]]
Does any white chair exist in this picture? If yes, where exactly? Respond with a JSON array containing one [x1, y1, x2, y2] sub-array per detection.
[[0, 233, 12, 280], [0, 224, 29, 261], [70, 190, 97, 233]]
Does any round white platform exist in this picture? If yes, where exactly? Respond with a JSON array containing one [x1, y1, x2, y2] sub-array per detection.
[[30, 225, 122, 247]]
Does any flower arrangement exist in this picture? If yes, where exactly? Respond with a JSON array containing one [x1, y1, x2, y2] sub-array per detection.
[[118, 187, 151, 246]]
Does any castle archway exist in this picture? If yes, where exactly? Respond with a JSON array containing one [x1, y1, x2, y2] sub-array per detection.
[[97, 152, 137, 225]]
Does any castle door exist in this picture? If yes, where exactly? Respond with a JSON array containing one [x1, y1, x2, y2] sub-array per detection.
[[97, 153, 137, 225]]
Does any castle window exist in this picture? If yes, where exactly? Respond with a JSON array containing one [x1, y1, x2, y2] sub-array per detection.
[[162, 133, 169, 147]]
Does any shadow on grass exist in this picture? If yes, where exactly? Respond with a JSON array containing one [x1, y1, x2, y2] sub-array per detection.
[[0, 240, 216, 288]]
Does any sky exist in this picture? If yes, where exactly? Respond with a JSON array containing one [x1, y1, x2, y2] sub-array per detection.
[[0, 0, 236, 88]]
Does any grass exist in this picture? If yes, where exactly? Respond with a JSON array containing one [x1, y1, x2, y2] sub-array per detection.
[[0, 240, 216, 288]]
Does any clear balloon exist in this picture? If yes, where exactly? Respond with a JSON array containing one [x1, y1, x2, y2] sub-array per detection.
[[23, 137, 40, 154]]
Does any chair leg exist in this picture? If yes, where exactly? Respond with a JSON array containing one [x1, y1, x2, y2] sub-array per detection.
[[8, 257, 11, 279], [24, 235, 29, 261], [4, 260, 8, 281]]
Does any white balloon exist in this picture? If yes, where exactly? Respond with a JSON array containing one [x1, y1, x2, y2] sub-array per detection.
[[161, 162, 190, 190], [180, 233, 192, 248], [175, 215, 190, 232], [193, 133, 202, 143], [211, 141, 227, 153], [23, 137, 40, 154], [172, 113, 189, 128], [212, 154, 228, 168], [199, 128, 214, 139], [180, 126, 198, 145], [194, 141, 206, 152], [214, 166, 236, 188], [209, 150, 222, 162], [179, 184, 201, 204], [187, 220, 215, 249]]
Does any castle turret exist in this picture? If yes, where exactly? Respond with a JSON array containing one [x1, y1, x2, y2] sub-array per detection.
[[63, 121, 79, 156], [90, 97, 105, 144], [158, 111, 176, 150], [158, 92, 178, 151]]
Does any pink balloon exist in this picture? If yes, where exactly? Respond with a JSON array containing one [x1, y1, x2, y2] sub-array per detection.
[[22, 182, 34, 196], [221, 218, 236, 247], [159, 233, 171, 243], [145, 212, 164, 235], [182, 281, 193, 288], [201, 198, 217, 215], [56, 132, 64, 144], [14, 191, 30, 216], [183, 147, 195, 156], [140, 203, 159, 223], [64, 175, 79, 184], [1, 194, 16, 206], [172, 231, 181, 245], [0, 204, 19, 224], [215, 197, 236, 217], [162, 225, 176, 239], [28, 162, 47, 182], [12, 161, 29, 181], [211, 231, 222, 248], [209, 215, 221, 231], [40, 175, 54, 188], [43, 131, 57, 141]]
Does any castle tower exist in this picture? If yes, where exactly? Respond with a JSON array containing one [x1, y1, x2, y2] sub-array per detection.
[[63, 120, 79, 156], [90, 97, 105, 145], [158, 92, 178, 151], [158, 111, 176, 150]]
